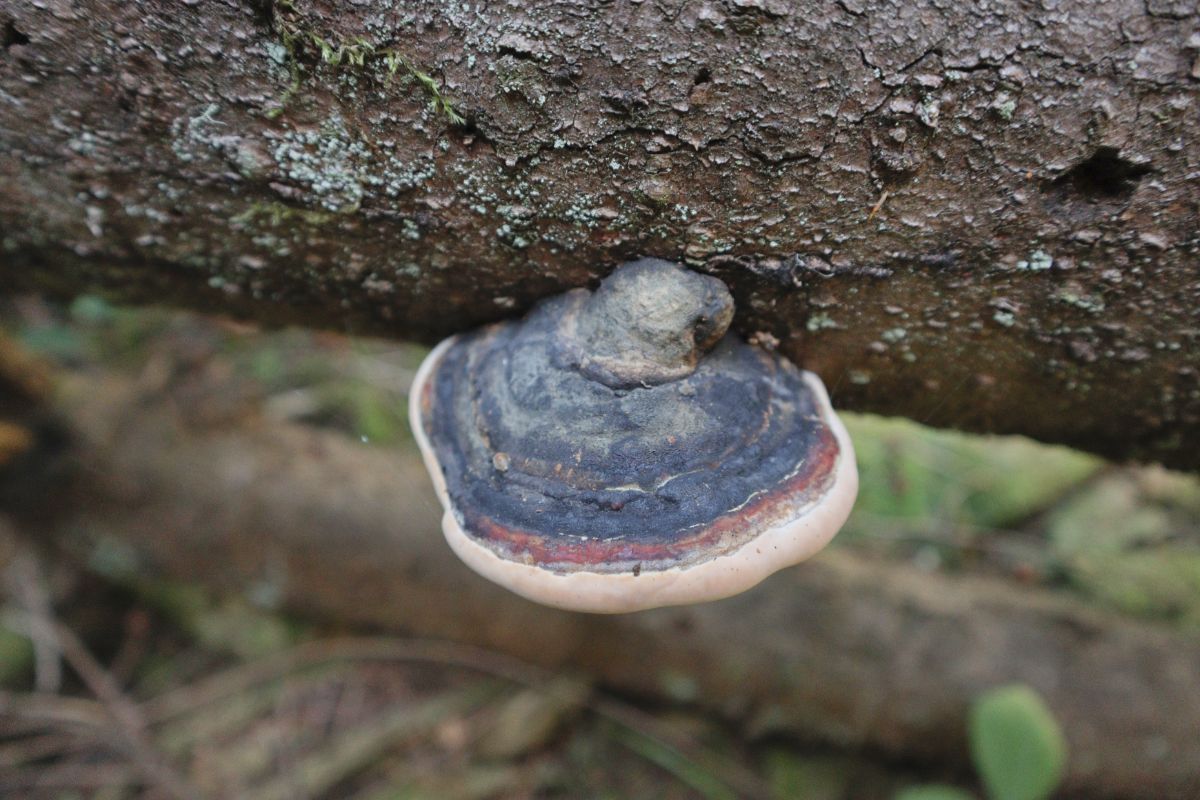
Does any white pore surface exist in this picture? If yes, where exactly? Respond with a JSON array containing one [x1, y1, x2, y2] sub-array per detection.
[[410, 336, 859, 614]]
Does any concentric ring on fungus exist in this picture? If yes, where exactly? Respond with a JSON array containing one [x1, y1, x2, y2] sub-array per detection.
[[410, 258, 858, 613]]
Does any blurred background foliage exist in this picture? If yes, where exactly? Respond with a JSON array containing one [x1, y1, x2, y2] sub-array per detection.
[[2, 296, 1198, 799], [24, 294, 1200, 629]]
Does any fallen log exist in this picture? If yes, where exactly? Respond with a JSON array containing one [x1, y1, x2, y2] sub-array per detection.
[[2, 1, 1198, 467], [22, 370, 1200, 800]]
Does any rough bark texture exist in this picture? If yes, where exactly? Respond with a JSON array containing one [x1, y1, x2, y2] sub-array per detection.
[[1, 0, 1198, 468], [23, 370, 1200, 800]]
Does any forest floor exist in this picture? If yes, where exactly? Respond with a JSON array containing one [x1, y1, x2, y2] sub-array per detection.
[[1, 298, 1198, 799]]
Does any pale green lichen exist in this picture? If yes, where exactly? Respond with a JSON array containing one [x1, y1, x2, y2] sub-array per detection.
[[917, 96, 940, 128], [269, 118, 367, 213], [264, 113, 438, 213], [994, 93, 1018, 120], [807, 313, 838, 333], [1055, 289, 1106, 314], [170, 104, 223, 164], [1017, 250, 1054, 271]]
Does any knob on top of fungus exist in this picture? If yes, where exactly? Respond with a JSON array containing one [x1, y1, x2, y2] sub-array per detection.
[[410, 258, 858, 613]]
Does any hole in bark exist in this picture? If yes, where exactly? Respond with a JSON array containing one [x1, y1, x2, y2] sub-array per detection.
[[248, 0, 276, 26], [497, 42, 537, 62], [692, 66, 712, 86], [1051, 147, 1151, 199], [2, 20, 29, 48]]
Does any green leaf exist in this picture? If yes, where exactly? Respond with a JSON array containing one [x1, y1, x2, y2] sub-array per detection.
[[969, 685, 1067, 800], [895, 786, 976, 800]]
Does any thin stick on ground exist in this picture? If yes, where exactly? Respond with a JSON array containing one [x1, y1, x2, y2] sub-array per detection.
[[48, 618, 202, 800], [0, 522, 61, 692], [0, 688, 107, 729], [143, 636, 771, 800], [4, 609, 202, 800]]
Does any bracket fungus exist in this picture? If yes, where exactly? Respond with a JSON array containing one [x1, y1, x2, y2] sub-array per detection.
[[410, 258, 858, 613]]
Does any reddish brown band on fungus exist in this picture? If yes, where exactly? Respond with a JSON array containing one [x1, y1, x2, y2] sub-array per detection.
[[418, 361, 436, 420], [456, 427, 840, 572]]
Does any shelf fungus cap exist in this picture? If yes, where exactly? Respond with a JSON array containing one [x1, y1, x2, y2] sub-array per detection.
[[410, 258, 858, 613]]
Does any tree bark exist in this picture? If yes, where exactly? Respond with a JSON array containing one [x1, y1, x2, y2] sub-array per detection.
[[21, 368, 1200, 800], [1, 0, 1198, 469]]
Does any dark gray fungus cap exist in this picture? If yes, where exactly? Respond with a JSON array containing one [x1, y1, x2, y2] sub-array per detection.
[[410, 258, 857, 613]]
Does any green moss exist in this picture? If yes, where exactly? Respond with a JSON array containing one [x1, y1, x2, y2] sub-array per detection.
[[1047, 470, 1200, 624], [232, 201, 336, 228], [843, 413, 1101, 538], [1067, 551, 1200, 625], [267, 25, 303, 119], [270, 3, 464, 125]]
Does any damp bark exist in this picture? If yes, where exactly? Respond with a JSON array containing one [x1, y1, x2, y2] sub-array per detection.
[[1, 0, 1198, 469]]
